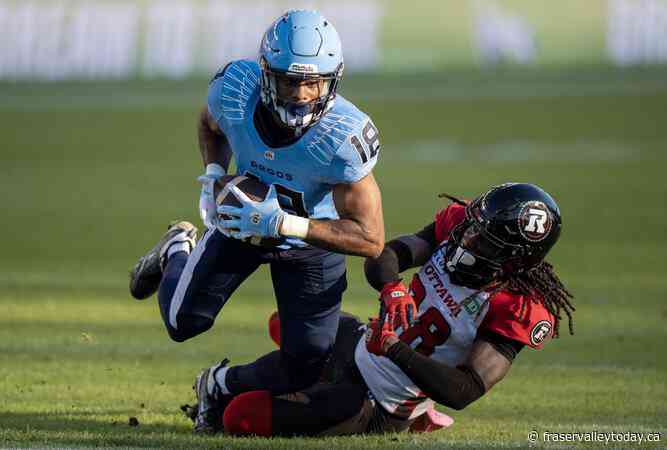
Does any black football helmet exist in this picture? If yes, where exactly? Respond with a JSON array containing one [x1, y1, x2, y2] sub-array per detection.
[[443, 183, 562, 289]]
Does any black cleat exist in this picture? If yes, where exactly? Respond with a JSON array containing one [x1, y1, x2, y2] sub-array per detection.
[[192, 359, 233, 434], [129, 221, 197, 300]]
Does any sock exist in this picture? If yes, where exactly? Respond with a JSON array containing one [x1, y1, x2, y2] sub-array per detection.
[[167, 242, 191, 260], [214, 365, 231, 395]]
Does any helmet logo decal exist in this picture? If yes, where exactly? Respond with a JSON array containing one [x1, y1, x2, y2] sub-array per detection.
[[525, 209, 547, 233], [288, 63, 318, 73], [519, 201, 552, 242]]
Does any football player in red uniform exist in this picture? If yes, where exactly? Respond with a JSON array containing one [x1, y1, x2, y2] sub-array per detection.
[[184, 182, 575, 436]]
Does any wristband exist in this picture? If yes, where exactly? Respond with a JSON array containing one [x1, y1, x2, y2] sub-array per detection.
[[279, 214, 310, 239], [206, 163, 226, 177]]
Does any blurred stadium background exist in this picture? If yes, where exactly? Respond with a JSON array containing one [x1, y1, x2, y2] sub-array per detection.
[[1, 1, 666, 448], [2, 0, 667, 77]]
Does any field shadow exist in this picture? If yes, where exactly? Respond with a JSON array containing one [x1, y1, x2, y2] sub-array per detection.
[[0, 411, 457, 449], [0, 410, 196, 448]]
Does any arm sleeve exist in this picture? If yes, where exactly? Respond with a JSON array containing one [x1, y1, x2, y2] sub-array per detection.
[[385, 341, 486, 410], [476, 330, 524, 362], [363, 245, 401, 292], [415, 222, 437, 248], [364, 222, 437, 291]]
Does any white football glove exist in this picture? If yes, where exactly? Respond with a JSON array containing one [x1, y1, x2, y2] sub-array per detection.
[[198, 163, 225, 229]]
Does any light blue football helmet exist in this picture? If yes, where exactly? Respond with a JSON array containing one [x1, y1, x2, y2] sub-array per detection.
[[259, 10, 344, 135]]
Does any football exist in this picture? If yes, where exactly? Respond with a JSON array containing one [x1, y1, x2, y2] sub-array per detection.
[[215, 174, 284, 248]]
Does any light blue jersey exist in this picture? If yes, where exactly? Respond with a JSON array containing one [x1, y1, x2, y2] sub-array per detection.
[[207, 60, 380, 247]]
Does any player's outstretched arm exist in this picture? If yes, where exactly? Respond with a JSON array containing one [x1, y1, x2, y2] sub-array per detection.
[[369, 330, 518, 410], [362, 223, 437, 329], [198, 107, 233, 170], [364, 222, 437, 291], [300, 172, 385, 258]]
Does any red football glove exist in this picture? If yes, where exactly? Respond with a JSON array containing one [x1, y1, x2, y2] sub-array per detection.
[[380, 280, 417, 331], [365, 318, 398, 356]]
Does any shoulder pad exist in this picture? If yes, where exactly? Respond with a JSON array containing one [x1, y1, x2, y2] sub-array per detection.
[[314, 102, 379, 183], [434, 204, 466, 243], [481, 292, 555, 349], [207, 60, 260, 125], [209, 61, 232, 85]]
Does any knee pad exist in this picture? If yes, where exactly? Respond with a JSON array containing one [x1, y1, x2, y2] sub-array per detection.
[[166, 313, 214, 342], [223, 391, 273, 436]]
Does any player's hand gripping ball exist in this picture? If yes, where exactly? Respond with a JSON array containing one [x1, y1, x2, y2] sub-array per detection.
[[379, 281, 417, 332], [214, 175, 284, 247], [219, 184, 285, 239]]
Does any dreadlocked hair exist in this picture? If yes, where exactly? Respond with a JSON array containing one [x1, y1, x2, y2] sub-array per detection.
[[503, 261, 575, 337], [438, 192, 468, 206]]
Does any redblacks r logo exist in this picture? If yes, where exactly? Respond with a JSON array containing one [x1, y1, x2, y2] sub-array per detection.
[[518, 201, 552, 242], [530, 320, 552, 346]]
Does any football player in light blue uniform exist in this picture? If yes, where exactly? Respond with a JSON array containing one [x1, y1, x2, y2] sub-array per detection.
[[208, 58, 379, 248], [129, 10, 385, 433]]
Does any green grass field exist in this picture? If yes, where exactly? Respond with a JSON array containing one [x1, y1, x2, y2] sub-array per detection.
[[1, 69, 666, 449]]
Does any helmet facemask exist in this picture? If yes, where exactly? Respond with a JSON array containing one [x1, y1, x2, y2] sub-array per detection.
[[444, 199, 527, 289], [259, 57, 343, 136], [444, 221, 503, 289]]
